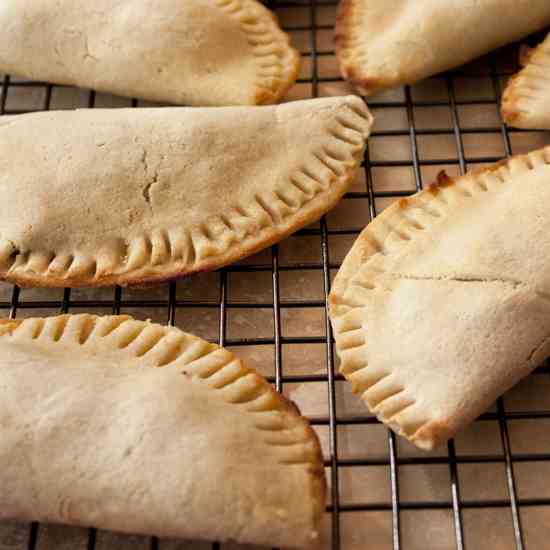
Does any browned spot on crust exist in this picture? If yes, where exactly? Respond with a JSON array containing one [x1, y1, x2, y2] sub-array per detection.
[[519, 44, 534, 66], [0, 319, 23, 334], [412, 419, 452, 450], [397, 198, 409, 209], [285, 398, 303, 417], [425, 170, 454, 194], [334, 0, 396, 96], [501, 104, 521, 125], [474, 157, 512, 177], [500, 72, 524, 125], [435, 170, 452, 187], [344, 64, 363, 82]]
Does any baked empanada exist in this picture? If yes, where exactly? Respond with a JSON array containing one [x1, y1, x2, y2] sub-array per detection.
[[336, 0, 550, 95], [330, 147, 550, 450], [0, 314, 325, 547], [0, 96, 372, 287], [502, 33, 550, 129], [0, 0, 299, 106]]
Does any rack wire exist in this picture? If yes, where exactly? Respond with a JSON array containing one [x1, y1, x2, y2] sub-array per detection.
[[1, 1, 550, 549]]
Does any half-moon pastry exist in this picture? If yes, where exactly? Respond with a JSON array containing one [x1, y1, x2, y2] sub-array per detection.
[[0, 96, 372, 287], [330, 147, 550, 450], [336, 0, 550, 95], [502, 32, 550, 129], [0, 0, 299, 106], [0, 314, 325, 547]]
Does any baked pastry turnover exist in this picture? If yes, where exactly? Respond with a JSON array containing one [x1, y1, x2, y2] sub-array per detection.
[[0, 314, 325, 547], [330, 147, 550, 450], [336, 0, 550, 95], [502, 32, 550, 129], [0, 96, 372, 287], [0, 0, 299, 106]]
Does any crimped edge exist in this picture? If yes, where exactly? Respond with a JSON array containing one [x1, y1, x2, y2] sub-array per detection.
[[0, 97, 373, 288], [502, 33, 550, 129], [216, 0, 300, 105], [0, 313, 326, 545], [334, 0, 387, 96], [329, 146, 550, 450]]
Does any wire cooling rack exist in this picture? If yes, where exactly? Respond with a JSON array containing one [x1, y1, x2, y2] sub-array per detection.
[[2, 1, 550, 550]]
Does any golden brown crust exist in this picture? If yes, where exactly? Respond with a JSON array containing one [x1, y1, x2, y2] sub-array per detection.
[[501, 73, 526, 125], [412, 420, 453, 450], [0, 319, 22, 335]]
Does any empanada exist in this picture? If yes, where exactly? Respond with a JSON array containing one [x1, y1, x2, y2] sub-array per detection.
[[0, 314, 325, 548], [0, 96, 372, 287], [0, 0, 299, 106], [502, 33, 550, 129], [336, 0, 550, 95], [330, 147, 550, 450]]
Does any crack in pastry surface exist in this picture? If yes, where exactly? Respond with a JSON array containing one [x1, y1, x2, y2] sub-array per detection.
[[380, 272, 550, 302], [139, 148, 161, 210]]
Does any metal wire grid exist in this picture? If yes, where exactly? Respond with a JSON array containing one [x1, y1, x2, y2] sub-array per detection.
[[0, 1, 549, 549]]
